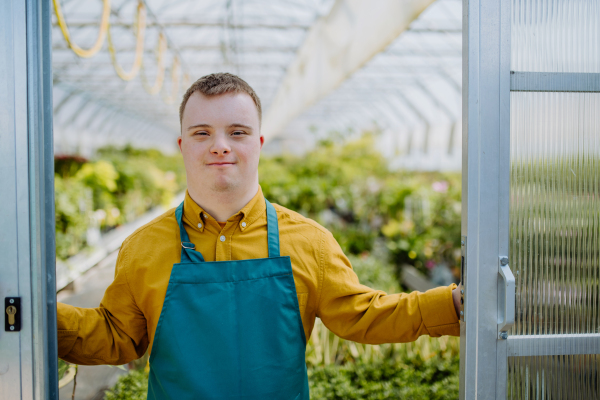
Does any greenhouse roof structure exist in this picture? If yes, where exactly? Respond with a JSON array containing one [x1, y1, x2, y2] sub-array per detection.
[[52, 0, 462, 170]]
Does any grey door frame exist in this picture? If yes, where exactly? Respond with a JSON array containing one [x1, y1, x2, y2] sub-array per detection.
[[460, 0, 511, 398], [0, 0, 58, 398]]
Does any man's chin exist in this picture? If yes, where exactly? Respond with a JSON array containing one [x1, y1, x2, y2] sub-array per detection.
[[210, 179, 239, 193]]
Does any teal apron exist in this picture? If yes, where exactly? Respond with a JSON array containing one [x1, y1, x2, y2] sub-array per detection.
[[147, 199, 310, 400]]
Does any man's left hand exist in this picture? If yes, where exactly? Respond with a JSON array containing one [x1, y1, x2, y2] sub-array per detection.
[[452, 283, 462, 319]]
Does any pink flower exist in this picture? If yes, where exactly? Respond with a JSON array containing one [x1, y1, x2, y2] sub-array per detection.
[[432, 181, 449, 193]]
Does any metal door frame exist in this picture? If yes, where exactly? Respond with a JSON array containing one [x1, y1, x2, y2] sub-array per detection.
[[0, 0, 58, 398], [460, 0, 511, 398]]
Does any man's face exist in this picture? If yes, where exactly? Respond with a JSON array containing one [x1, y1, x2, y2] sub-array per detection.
[[178, 92, 263, 194]]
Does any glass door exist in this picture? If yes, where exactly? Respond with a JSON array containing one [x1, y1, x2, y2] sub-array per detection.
[[461, 0, 600, 398], [508, 0, 600, 398]]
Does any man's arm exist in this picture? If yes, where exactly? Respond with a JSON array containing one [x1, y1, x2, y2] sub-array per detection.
[[58, 245, 149, 365], [316, 230, 460, 344]]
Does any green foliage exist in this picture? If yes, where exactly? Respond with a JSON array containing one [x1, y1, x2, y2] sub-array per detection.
[[104, 370, 148, 400], [54, 175, 93, 259], [58, 359, 70, 380], [260, 132, 462, 277], [93, 147, 182, 223], [54, 154, 88, 179], [308, 350, 459, 400], [380, 174, 462, 276], [54, 146, 185, 259]]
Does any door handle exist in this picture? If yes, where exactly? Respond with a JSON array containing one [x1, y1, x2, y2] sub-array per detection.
[[498, 257, 515, 337]]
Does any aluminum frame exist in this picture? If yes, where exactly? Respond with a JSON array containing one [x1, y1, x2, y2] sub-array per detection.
[[507, 334, 600, 357], [460, 0, 511, 399], [0, 0, 57, 398], [510, 71, 600, 93]]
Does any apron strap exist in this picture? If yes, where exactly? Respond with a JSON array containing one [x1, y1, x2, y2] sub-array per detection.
[[265, 199, 280, 258], [175, 198, 280, 262], [175, 202, 205, 263]]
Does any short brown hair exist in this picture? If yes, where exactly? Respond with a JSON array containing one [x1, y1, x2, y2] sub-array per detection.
[[179, 73, 262, 126]]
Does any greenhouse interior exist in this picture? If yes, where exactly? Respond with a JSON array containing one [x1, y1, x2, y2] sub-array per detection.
[[1, 0, 599, 399]]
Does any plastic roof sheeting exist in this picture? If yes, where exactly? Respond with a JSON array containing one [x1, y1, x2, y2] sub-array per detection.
[[52, 0, 461, 170]]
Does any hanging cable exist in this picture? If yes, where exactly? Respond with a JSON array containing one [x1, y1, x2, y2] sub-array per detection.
[[53, 0, 111, 59], [107, 1, 147, 81], [140, 32, 167, 95], [162, 56, 181, 104]]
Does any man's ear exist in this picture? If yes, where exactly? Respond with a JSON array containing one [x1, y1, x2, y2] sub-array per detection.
[[177, 135, 183, 153], [259, 134, 264, 149]]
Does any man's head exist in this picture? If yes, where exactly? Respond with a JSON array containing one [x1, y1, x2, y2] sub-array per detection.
[[178, 73, 263, 199]]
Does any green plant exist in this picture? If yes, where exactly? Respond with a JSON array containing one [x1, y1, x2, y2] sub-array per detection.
[[54, 175, 93, 259], [260, 132, 461, 279], [380, 174, 462, 277], [308, 346, 459, 400], [54, 146, 186, 260], [58, 359, 70, 380], [104, 370, 148, 400]]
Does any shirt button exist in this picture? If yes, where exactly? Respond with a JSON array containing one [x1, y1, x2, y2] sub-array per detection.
[[198, 223, 202, 229], [220, 235, 226, 242], [204, 213, 208, 218], [241, 222, 247, 228]]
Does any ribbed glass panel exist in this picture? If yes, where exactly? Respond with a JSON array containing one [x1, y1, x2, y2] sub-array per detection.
[[508, 355, 600, 399], [512, 0, 600, 73], [508, 91, 600, 398]]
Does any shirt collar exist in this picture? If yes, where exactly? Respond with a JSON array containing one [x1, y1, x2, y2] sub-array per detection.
[[183, 186, 266, 232]]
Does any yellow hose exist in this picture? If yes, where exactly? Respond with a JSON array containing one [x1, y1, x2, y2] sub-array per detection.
[[141, 32, 167, 95], [107, 1, 146, 81], [162, 56, 181, 104], [53, 0, 111, 59]]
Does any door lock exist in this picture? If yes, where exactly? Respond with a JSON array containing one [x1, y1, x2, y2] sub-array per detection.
[[5, 297, 21, 332]]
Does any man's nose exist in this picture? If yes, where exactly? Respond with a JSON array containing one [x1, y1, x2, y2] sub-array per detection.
[[210, 134, 231, 155]]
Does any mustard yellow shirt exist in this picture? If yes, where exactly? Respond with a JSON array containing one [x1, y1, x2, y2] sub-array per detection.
[[57, 187, 459, 365]]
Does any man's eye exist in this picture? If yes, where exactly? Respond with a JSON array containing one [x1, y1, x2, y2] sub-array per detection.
[[194, 131, 209, 136], [232, 131, 246, 136]]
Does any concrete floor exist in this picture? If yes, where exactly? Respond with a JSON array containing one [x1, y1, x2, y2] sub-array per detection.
[[57, 250, 128, 400]]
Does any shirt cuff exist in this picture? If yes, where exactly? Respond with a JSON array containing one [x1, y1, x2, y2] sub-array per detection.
[[416, 283, 460, 337], [57, 302, 79, 358]]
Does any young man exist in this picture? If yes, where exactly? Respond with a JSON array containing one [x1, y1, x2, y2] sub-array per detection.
[[57, 73, 461, 399]]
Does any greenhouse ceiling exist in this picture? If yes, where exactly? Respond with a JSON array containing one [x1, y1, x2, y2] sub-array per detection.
[[52, 0, 462, 170]]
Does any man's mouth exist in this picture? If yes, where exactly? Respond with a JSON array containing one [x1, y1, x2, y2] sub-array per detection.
[[207, 162, 236, 166]]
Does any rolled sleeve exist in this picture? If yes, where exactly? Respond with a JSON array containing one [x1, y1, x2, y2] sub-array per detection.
[[416, 283, 460, 337]]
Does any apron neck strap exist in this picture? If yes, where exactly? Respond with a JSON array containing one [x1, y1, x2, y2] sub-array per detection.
[[175, 198, 281, 262], [265, 199, 280, 258], [175, 202, 205, 263]]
